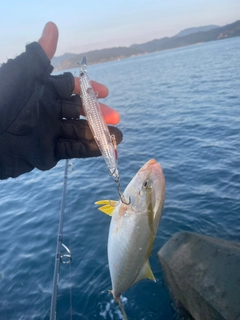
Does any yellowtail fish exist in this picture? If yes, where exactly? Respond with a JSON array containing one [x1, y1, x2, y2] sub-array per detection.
[[96, 159, 165, 319]]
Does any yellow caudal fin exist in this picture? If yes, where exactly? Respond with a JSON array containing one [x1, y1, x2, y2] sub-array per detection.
[[118, 299, 128, 320], [133, 260, 156, 286], [95, 200, 118, 216], [108, 290, 128, 320], [115, 296, 128, 320]]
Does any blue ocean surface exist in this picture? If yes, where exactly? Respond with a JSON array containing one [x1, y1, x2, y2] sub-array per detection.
[[0, 37, 240, 320]]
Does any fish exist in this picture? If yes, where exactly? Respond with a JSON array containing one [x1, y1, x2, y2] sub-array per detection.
[[96, 159, 165, 319]]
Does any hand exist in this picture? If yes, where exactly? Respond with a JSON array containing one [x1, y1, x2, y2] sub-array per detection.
[[38, 22, 120, 125], [0, 22, 122, 179]]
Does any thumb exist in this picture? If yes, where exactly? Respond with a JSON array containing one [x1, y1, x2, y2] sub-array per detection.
[[38, 22, 58, 60]]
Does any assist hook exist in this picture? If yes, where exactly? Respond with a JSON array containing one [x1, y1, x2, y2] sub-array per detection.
[[114, 174, 131, 205]]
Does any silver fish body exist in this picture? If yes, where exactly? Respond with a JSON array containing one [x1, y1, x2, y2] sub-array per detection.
[[107, 159, 165, 301]]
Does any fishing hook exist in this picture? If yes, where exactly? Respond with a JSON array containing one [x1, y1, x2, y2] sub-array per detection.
[[113, 173, 131, 205], [107, 135, 131, 205]]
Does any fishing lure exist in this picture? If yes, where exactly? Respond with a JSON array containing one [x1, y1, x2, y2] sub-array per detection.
[[78, 57, 129, 204]]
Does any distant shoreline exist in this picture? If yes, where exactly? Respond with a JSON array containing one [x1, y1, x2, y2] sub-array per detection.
[[52, 20, 240, 71]]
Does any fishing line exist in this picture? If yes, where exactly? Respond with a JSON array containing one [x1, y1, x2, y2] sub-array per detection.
[[50, 159, 72, 320]]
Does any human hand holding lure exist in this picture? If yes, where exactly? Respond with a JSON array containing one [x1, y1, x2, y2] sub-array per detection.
[[78, 57, 129, 204]]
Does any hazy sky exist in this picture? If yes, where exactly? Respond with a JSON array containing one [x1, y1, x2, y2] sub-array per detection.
[[0, 0, 239, 62]]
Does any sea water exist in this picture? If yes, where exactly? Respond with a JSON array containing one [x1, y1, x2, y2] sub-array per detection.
[[0, 36, 239, 319]]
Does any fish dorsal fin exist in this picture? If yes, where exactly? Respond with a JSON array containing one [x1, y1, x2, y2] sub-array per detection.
[[133, 260, 156, 285], [95, 200, 118, 216]]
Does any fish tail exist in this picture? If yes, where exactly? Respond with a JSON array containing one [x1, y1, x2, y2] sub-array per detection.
[[117, 297, 128, 320]]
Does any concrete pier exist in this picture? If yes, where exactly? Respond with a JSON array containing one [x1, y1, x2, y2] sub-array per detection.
[[158, 232, 240, 320]]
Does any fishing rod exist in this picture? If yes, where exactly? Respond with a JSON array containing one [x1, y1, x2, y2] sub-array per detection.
[[50, 159, 72, 320]]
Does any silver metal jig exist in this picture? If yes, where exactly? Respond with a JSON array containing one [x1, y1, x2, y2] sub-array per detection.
[[78, 57, 129, 205]]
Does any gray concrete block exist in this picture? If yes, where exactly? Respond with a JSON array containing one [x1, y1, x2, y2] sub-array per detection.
[[158, 232, 240, 320]]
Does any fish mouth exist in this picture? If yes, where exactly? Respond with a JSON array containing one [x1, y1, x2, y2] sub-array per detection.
[[139, 159, 158, 172]]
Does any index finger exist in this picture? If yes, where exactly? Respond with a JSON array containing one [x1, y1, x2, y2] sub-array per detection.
[[73, 77, 109, 98]]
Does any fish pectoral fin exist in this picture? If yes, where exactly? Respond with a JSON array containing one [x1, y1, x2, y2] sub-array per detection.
[[95, 200, 118, 216], [95, 200, 117, 205], [133, 260, 156, 285], [98, 205, 115, 216]]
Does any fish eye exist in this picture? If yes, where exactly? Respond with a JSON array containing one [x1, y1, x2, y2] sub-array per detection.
[[143, 180, 149, 189], [142, 179, 152, 190]]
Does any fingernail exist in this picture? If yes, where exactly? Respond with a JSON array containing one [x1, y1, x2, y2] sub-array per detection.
[[42, 22, 52, 36]]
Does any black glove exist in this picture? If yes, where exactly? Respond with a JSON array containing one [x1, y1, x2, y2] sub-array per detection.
[[0, 42, 122, 179]]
